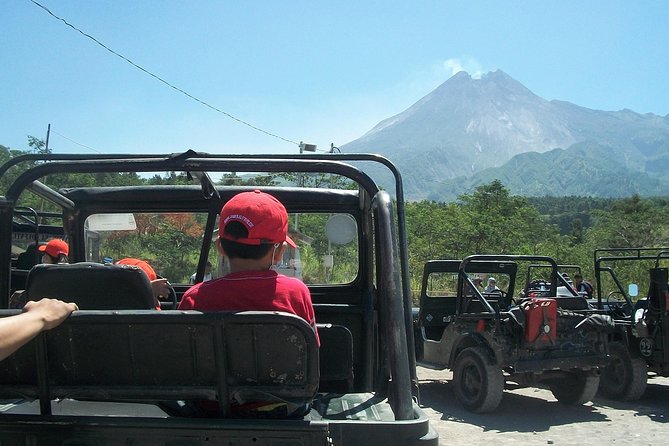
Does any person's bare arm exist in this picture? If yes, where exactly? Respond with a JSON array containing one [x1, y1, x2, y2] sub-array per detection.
[[151, 278, 170, 300], [0, 298, 78, 361]]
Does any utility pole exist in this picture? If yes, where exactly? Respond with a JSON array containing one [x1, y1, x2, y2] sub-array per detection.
[[45, 123, 51, 153]]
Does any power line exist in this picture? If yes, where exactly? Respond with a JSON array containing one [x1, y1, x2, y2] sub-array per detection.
[[49, 129, 102, 153], [29, 0, 300, 146]]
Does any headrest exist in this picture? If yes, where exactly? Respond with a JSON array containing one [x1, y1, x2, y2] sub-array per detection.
[[25, 262, 155, 310]]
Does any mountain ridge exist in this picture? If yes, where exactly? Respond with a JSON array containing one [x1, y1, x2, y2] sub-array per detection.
[[341, 70, 669, 201]]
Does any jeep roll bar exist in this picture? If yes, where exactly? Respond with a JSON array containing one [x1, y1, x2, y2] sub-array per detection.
[[460, 254, 560, 300], [2, 151, 411, 312], [593, 247, 669, 309], [0, 151, 418, 418]]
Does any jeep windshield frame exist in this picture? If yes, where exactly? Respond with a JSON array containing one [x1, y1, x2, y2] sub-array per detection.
[[457, 254, 559, 315]]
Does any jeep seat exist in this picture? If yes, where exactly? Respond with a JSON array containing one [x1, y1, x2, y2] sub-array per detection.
[[24, 262, 156, 310]]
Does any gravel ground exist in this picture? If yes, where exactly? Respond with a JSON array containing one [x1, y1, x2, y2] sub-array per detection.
[[417, 366, 669, 446]]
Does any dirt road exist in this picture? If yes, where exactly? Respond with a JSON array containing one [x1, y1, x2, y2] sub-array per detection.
[[417, 366, 668, 445]]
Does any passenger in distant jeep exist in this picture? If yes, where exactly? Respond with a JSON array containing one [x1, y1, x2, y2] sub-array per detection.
[[484, 277, 500, 293], [573, 273, 593, 298], [178, 190, 318, 344]]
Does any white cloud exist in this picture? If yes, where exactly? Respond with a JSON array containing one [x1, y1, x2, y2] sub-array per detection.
[[443, 58, 465, 75], [442, 57, 484, 79]]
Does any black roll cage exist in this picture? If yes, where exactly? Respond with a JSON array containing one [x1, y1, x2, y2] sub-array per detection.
[[594, 247, 669, 310], [457, 254, 559, 316], [0, 150, 418, 419]]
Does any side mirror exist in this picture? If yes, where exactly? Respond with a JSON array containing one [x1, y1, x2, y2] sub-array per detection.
[[325, 214, 357, 245], [628, 283, 639, 297]]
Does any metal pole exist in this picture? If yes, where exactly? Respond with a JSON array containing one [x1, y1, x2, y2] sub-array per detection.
[[45, 124, 51, 153]]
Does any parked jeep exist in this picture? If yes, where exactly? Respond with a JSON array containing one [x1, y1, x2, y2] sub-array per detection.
[[593, 248, 669, 401], [414, 254, 612, 413], [0, 151, 437, 445]]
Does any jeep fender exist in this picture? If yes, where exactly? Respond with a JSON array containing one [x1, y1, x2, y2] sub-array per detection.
[[448, 332, 498, 368]]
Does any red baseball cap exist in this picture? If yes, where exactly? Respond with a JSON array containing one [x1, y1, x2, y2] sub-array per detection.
[[220, 190, 296, 248], [116, 258, 157, 281], [38, 239, 69, 258]]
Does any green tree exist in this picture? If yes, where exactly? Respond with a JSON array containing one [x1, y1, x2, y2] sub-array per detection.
[[586, 194, 666, 248], [571, 218, 584, 244], [405, 180, 572, 297], [456, 179, 554, 255], [218, 172, 279, 186], [27, 135, 49, 154]]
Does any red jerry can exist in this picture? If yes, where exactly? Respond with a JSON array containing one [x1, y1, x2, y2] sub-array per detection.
[[522, 298, 557, 345]]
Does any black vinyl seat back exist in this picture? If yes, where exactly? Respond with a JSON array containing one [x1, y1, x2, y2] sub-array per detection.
[[0, 310, 320, 418], [9, 269, 29, 296], [648, 267, 668, 314], [25, 262, 156, 310], [554, 295, 590, 310], [317, 324, 354, 393]]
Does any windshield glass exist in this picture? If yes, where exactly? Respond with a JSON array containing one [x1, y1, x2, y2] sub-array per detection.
[[84, 211, 359, 286]]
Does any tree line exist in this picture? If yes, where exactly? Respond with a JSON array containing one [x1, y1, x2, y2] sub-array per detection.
[[3, 142, 669, 297]]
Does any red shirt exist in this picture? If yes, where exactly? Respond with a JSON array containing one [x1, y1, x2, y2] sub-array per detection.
[[178, 270, 319, 345]]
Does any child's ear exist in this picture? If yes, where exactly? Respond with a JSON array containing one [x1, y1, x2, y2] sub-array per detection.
[[273, 243, 287, 262], [215, 237, 226, 256]]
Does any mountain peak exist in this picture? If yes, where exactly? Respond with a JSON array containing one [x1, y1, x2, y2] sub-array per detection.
[[352, 70, 559, 150], [481, 69, 534, 94], [429, 69, 533, 100], [445, 69, 513, 83], [341, 69, 669, 200], [449, 70, 472, 80], [482, 69, 510, 80]]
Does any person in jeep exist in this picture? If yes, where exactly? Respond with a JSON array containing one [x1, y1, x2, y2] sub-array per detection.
[[178, 190, 318, 343], [484, 277, 499, 293], [116, 258, 170, 309], [573, 273, 593, 298], [38, 239, 69, 265]]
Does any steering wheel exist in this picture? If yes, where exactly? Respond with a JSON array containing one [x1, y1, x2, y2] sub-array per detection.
[[530, 279, 550, 289], [606, 290, 633, 318], [493, 289, 515, 309], [158, 280, 178, 310]]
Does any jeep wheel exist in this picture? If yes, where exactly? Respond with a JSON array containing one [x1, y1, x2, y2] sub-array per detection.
[[452, 346, 504, 413], [549, 372, 599, 405], [599, 341, 647, 401]]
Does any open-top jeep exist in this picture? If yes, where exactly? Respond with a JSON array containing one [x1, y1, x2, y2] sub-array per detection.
[[414, 254, 612, 413], [593, 247, 669, 400], [0, 151, 437, 445]]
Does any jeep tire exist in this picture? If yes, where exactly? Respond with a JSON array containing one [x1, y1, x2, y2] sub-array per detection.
[[549, 371, 599, 405], [599, 340, 647, 401], [452, 346, 504, 413]]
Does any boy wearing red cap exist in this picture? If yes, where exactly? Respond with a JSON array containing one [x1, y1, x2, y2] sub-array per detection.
[[9, 239, 69, 308], [178, 190, 318, 343], [39, 239, 69, 264], [116, 258, 170, 309]]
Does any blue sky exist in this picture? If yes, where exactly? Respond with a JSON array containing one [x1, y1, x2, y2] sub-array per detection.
[[2, 1, 668, 156]]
